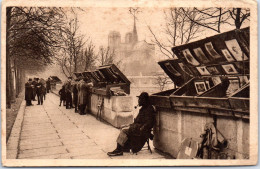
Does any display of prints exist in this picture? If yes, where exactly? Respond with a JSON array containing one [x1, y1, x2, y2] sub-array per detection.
[[226, 78, 240, 96], [239, 76, 249, 86], [205, 80, 210, 89], [196, 66, 211, 75], [178, 63, 193, 75], [194, 81, 207, 94], [164, 63, 181, 76], [221, 64, 238, 74], [182, 49, 200, 66], [211, 76, 222, 86], [221, 49, 235, 62], [206, 66, 220, 75], [225, 39, 248, 61], [193, 47, 209, 63], [204, 42, 221, 59]]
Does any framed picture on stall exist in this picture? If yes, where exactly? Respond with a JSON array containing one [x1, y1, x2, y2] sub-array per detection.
[[196, 66, 211, 75], [193, 47, 210, 63], [194, 81, 207, 94], [221, 49, 235, 62], [164, 62, 182, 76], [182, 49, 200, 66], [204, 42, 222, 59], [211, 76, 222, 86], [222, 64, 238, 74], [225, 39, 248, 61], [206, 66, 220, 75]]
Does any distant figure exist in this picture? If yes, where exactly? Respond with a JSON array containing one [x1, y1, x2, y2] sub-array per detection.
[[46, 78, 51, 93], [78, 78, 89, 115], [25, 78, 33, 106], [36, 78, 44, 105], [107, 92, 156, 156], [58, 85, 66, 106], [73, 79, 79, 112], [65, 77, 73, 109], [42, 84, 47, 100], [32, 78, 37, 101]]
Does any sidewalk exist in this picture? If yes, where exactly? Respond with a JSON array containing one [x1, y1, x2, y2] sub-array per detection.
[[7, 93, 168, 159]]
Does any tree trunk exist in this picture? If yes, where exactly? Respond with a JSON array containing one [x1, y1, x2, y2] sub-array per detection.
[[6, 7, 13, 108], [235, 8, 242, 29]]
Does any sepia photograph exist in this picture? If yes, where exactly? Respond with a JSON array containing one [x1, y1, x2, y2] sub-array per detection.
[[1, 0, 258, 167]]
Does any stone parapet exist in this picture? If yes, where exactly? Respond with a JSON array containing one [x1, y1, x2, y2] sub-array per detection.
[[90, 94, 134, 128]]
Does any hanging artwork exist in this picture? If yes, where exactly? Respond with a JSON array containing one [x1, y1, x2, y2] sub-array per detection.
[[205, 80, 211, 90], [222, 64, 238, 74], [178, 63, 193, 75], [239, 76, 249, 86], [225, 39, 248, 61], [164, 62, 181, 76], [206, 66, 220, 75], [204, 42, 221, 59], [194, 81, 207, 94], [182, 49, 200, 66], [193, 47, 210, 63], [196, 66, 211, 75], [211, 76, 222, 86], [226, 78, 240, 96], [221, 49, 235, 62]]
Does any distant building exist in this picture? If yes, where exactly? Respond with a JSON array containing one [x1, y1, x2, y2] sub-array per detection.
[[108, 19, 161, 76], [107, 19, 174, 95]]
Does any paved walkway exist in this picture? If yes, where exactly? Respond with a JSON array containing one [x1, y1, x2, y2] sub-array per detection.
[[13, 93, 167, 159]]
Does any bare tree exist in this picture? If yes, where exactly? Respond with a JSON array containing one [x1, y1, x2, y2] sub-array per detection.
[[98, 46, 121, 66], [148, 8, 200, 58], [153, 72, 174, 91], [181, 7, 250, 33], [83, 40, 97, 71], [6, 7, 65, 108], [57, 14, 86, 77]]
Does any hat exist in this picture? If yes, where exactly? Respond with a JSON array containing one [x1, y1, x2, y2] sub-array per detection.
[[29, 78, 32, 81], [137, 92, 149, 100], [68, 76, 72, 79]]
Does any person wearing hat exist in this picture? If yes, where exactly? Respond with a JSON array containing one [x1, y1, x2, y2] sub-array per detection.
[[46, 77, 51, 93], [36, 78, 44, 105], [25, 78, 34, 106], [107, 92, 156, 156], [65, 76, 73, 109]]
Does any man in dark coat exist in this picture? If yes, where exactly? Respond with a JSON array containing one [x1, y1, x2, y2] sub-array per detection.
[[46, 78, 51, 93], [65, 77, 73, 109], [32, 78, 37, 101], [25, 78, 33, 106], [107, 92, 156, 156], [36, 78, 44, 105]]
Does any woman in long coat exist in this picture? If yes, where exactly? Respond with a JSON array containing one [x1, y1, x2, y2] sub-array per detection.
[[78, 78, 89, 115]]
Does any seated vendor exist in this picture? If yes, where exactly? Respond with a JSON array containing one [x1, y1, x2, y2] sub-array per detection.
[[107, 92, 156, 156]]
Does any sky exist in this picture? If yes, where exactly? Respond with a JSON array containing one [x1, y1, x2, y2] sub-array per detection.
[[66, 7, 250, 61]]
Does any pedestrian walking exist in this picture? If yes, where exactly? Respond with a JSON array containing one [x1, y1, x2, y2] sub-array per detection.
[[25, 78, 33, 106], [107, 92, 156, 156], [65, 77, 73, 109], [46, 77, 51, 93], [58, 85, 66, 106]]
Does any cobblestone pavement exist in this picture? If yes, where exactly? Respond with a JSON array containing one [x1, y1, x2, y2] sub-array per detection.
[[15, 93, 167, 159]]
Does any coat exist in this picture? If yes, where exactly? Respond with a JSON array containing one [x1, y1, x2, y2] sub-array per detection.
[[58, 86, 66, 101], [36, 82, 43, 95], [78, 82, 89, 105], [25, 82, 33, 101], [46, 80, 51, 90], [127, 103, 156, 153]]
